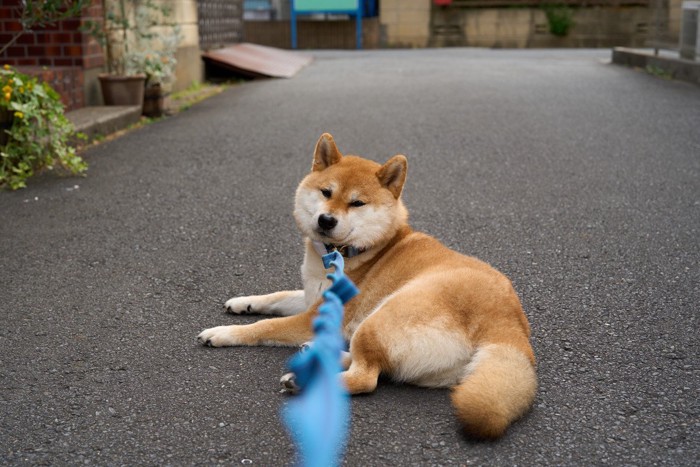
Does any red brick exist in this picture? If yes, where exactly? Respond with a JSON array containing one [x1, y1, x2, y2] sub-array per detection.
[[32, 23, 54, 33], [0, 8, 16, 20], [64, 45, 83, 57], [16, 32, 36, 45], [86, 4, 103, 17], [50, 32, 73, 44], [15, 58, 38, 66], [82, 54, 104, 69], [60, 19, 81, 31], [4, 45, 25, 57], [87, 43, 102, 55], [27, 46, 45, 56], [42, 44, 61, 56], [2, 20, 24, 32], [38, 57, 51, 66], [85, 36, 101, 48], [53, 58, 74, 66]]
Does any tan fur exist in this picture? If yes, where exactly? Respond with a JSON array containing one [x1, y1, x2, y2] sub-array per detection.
[[198, 133, 537, 439]]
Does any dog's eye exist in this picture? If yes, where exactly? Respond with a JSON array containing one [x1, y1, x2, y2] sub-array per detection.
[[320, 188, 332, 198], [349, 200, 365, 208]]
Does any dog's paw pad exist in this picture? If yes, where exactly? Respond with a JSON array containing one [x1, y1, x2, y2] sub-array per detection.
[[224, 297, 253, 314], [196, 330, 215, 346], [280, 372, 300, 394], [197, 326, 239, 347], [197, 335, 212, 346]]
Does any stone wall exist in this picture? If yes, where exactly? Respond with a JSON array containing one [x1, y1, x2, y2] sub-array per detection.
[[380, 0, 682, 50], [168, 0, 204, 92], [380, 0, 432, 47], [452, 6, 654, 49]]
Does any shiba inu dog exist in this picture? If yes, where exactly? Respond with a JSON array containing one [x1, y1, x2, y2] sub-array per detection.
[[198, 133, 537, 439]]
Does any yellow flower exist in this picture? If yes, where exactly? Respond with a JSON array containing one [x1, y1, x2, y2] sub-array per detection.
[[19, 86, 24, 93], [14, 111, 23, 119], [4, 92, 10, 101], [3, 64, 10, 70], [2, 85, 11, 94]]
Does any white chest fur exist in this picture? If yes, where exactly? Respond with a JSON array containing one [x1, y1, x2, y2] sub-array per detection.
[[301, 241, 332, 308]]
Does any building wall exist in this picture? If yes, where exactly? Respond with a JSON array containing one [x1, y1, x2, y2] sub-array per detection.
[[455, 6, 654, 49], [668, 0, 683, 42], [380, 0, 680, 50], [163, 0, 203, 92], [0, 0, 104, 111], [0, 0, 203, 109], [380, 0, 432, 47], [243, 18, 380, 49], [101, 0, 204, 94]]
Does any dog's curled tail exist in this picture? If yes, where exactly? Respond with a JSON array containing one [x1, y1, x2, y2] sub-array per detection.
[[451, 343, 537, 439]]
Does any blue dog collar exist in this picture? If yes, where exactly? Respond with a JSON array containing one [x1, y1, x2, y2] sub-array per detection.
[[312, 241, 366, 259]]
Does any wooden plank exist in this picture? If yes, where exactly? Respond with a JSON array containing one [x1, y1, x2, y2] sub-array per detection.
[[202, 43, 312, 78]]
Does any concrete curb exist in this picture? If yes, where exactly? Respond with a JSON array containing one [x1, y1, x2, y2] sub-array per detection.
[[67, 105, 142, 141], [611, 47, 700, 86]]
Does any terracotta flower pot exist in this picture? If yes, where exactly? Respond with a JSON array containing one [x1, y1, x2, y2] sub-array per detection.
[[98, 74, 146, 109]]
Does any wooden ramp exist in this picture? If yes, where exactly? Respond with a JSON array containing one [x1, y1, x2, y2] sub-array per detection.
[[202, 43, 313, 79]]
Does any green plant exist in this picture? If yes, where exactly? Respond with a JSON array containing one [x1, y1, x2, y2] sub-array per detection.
[[0, 0, 90, 57], [645, 65, 673, 80], [170, 80, 203, 100], [83, 0, 179, 78], [1, 65, 87, 190], [543, 5, 574, 37], [128, 3, 181, 87]]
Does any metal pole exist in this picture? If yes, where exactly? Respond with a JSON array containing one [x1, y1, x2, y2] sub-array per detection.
[[291, 0, 298, 49]]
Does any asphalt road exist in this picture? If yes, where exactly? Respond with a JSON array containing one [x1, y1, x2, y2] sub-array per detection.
[[1, 49, 699, 466]]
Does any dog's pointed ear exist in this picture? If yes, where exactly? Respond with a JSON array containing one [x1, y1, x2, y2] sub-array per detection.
[[312, 133, 343, 172], [377, 155, 407, 198]]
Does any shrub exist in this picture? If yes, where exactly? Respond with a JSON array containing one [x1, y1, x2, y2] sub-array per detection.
[[543, 5, 574, 37], [1, 65, 87, 190]]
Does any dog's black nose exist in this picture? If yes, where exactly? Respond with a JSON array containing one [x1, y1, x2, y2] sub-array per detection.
[[318, 214, 338, 231]]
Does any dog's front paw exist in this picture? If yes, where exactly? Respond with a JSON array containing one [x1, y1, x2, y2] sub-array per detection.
[[197, 325, 242, 347], [280, 372, 300, 394], [224, 296, 254, 314]]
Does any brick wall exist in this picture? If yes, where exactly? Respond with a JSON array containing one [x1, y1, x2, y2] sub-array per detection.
[[0, 0, 105, 111]]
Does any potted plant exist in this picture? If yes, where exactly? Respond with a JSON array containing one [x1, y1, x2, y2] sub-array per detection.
[[84, 0, 176, 108]]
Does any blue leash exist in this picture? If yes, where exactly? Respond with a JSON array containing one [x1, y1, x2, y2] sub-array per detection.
[[281, 250, 359, 467]]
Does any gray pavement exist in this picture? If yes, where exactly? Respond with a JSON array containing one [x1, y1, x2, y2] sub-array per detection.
[[1, 48, 699, 466]]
